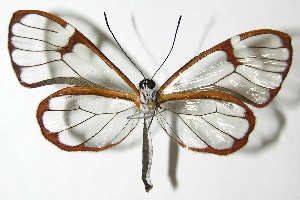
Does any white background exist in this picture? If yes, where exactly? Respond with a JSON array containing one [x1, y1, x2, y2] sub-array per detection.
[[1, 0, 300, 199]]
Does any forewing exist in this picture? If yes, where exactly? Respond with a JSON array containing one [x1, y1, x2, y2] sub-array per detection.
[[157, 91, 255, 154], [159, 29, 292, 107], [37, 86, 139, 151], [8, 10, 138, 94]]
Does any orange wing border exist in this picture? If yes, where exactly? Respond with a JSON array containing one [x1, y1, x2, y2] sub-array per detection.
[[37, 86, 140, 151], [8, 10, 139, 95], [158, 29, 293, 108], [159, 90, 255, 155]]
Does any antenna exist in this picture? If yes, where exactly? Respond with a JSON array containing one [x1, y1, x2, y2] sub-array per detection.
[[151, 15, 182, 79], [104, 12, 145, 78]]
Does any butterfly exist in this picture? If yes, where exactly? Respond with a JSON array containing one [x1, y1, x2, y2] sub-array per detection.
[[8, 10, 292, 192]]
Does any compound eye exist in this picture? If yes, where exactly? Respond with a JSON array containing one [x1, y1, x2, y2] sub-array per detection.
[[147, 79, 156, 89], [139, 80, 145, 89]]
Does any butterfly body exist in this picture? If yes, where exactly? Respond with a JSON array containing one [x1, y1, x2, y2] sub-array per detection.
[[139, 79, 158, 192], [139, 79, 158, 112], [9, 10, 292, 192]]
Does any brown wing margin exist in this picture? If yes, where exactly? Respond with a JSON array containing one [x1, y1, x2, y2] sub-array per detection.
[[8, 10, 139, 95], [158, 29, 292, 108], [158, 91, 255, 155], [37, 86, 140, 151]]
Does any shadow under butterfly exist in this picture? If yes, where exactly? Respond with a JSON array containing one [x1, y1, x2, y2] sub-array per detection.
[[8, 10, 293, 192], [242, 27, 300, 153]]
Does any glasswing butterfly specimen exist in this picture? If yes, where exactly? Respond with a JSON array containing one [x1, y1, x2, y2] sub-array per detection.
[[8, 10, 292, 192]]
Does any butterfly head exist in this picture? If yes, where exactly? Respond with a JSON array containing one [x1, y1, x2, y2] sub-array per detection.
[[139, 79, 156, 90]]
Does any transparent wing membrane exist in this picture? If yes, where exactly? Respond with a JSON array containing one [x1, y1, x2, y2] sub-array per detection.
[[9, 10, 138, 94], [38, 87, 139, 151], [157, 92, 255, 154], [160, 30, 292, 107]]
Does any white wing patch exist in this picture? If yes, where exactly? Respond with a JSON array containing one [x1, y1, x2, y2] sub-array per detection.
[[42, 94, 138, 148], [231, 33, 284, 48], [10, 12, 136, 94], [12, 14, 75, 49], [157, 99, 251, 151]]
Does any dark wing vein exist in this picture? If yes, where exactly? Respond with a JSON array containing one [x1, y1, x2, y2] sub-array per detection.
[[200, 117, 236, 139], [12, 46, 56, 52], [174, 112, 210, 147], [76, 107, 138, 146], [157, 109, 204, 143], [161, 106, 246, 119], [156, 111, 184, 144], [19, 59, 62, 68], [235, 56, 286, 62], [19, 22, 59, 33], [12, 35, 61, 48], [234, 71, 273, 90], [110, 118, 137, 144], [58, 113, 98, 133], [62, 59, 82, 77], [243, 64, 284, 73]]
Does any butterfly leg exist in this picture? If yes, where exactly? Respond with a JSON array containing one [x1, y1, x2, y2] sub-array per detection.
[[127, 110, 155, 119]]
